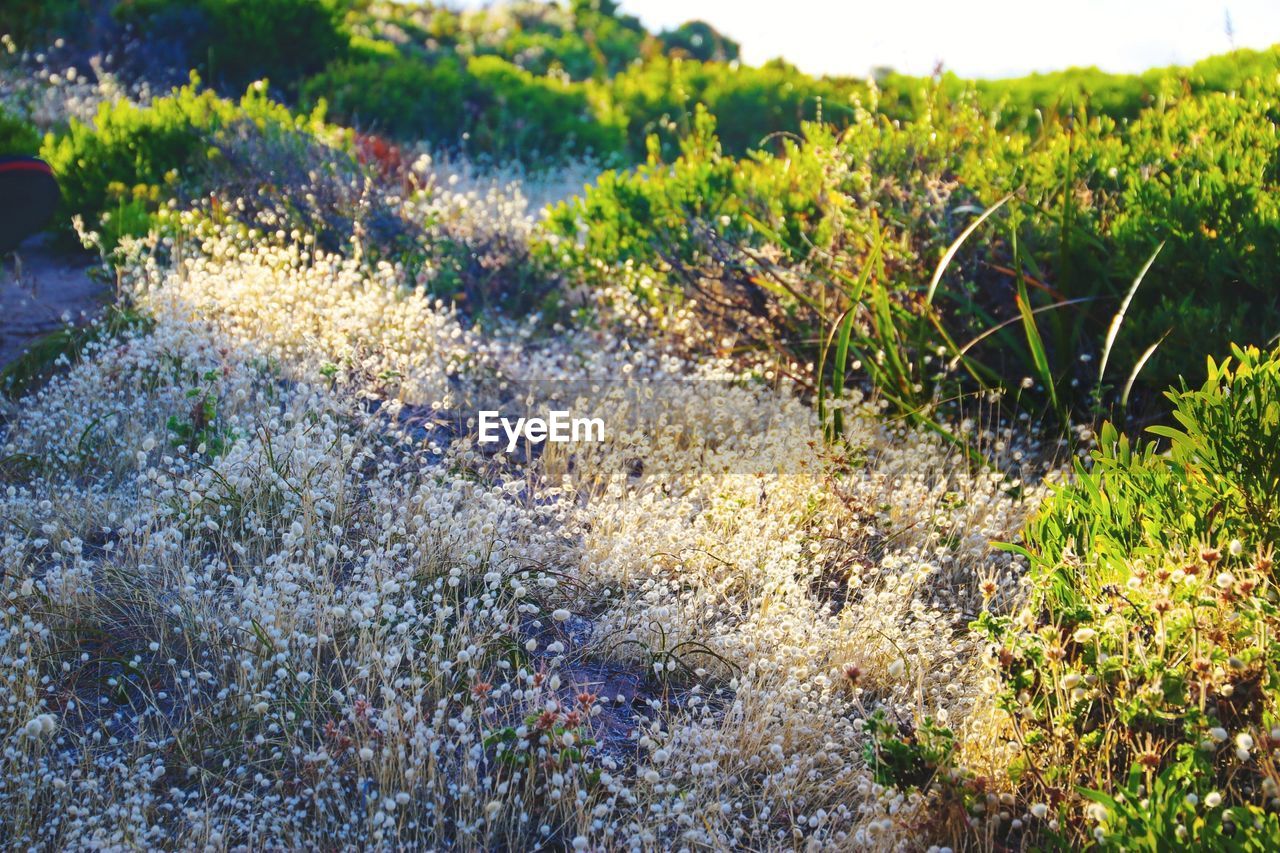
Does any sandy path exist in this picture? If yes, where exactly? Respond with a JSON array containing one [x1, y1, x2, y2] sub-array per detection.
[[0, 240, 109, 368]]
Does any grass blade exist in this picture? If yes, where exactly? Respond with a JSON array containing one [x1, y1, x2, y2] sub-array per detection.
[[822, 235, 884, 440], [1121, 330, 1170, 410], [1013, 227, 1060, 419], [948, 296, 1097, 369], [833, 238, 884, 401], [829, 306, 856, 438], [1016, 282, 1058, 415], [925, 194, 1012, 305], [1097, 241, 1164, 393]]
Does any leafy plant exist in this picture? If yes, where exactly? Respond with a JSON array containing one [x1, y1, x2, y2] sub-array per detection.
[[40, 76, 326, 249], [116, 0, 351, 93], [1083, 756, 1280, 851], [979, 343, 1280, 848], [0, 103, 41, 155], [167, 369, 234, 457], [864, 710, 959, 792]]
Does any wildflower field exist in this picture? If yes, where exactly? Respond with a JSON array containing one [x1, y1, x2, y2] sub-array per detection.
[[2, 2, 1280, 850]]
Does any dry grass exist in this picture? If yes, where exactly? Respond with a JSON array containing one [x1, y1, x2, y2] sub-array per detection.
[[0, 206, 1054, 848]]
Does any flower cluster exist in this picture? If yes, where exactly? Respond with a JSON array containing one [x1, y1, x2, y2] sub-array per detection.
[[0, 198, 1047, 848]]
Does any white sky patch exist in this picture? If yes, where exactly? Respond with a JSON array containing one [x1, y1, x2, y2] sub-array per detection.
[[449, 0, 1280, 79]]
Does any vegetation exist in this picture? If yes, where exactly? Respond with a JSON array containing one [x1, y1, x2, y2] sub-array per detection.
[[116, 0, 351, 92], [40, 77, 333, 249], [881, 45, 1280, 128], [545, 74, 1280, 425], [0, 103, 40, 154], [304, 54, 625, 161], [973, 345, 1280, 848], [3, 1, 1280, 849]]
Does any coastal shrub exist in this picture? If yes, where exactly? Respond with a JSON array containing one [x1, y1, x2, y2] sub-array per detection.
[[2, 0, 87, 44], [658, 20, 740, 64], [116, 0, 350, 92], [0, 103, 41, 154], [303, 54, 625, 162], [880, 45, 1280, 129], [302, 56, 467, 144], [548, 68, 1280, 425], [974, 343, 1280, 848], [610, 59, 863, 158], [461, 55, 626, 161], [1102, 84, 1280, 386], [40, 77, 325, 248]]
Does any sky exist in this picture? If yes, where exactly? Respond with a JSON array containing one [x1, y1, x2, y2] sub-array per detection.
[[453, 0, 1280, 79]]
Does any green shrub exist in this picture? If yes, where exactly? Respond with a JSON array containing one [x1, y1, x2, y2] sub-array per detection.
[[1, 0, 87, 45], [542, 108, 739, 281], [658, 20, 739, 64], [302, 56, 467, 144], [1103, 85, 1280, 384], [306, 52, 625, 162], [0, 104, 41, 155], [343, 0, 650, 83], [1083, 758, 1280, 851], [610, 59, 863, 159], [972, 343, 1280, 848], [40, 77, 323, 248], [880, 45, 1280, 129], [461, 55, 625, 161], [549, 64, 1280, 428], [1027, 344, 1280, 600], [116, 0, 350, 92]]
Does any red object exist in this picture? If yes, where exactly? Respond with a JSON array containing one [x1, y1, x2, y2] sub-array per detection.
[[0, 159, 54, 176]]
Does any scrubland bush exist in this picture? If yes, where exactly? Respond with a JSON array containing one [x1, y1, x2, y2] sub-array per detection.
[[304, 54, 625, 162], [1, 0, 92, 46], [460, 55, 626, 161], [0, 102, 40, 154], [115, 0, 350, 92], [545, 69, 1280, 427], [301, 56, 467, 144], [609, 58, 861, 158], [882, 45, 1280, 129], [970, 344, 1280, 848], [40, 76, 330, 248], [657, 20, 739, 64], [303, 2, 857, 162]]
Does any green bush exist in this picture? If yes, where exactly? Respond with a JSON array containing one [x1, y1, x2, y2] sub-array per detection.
[[462, 55, 626, 161], [1027, 344, 1280, 600], [343, 0, 649, 83], [305, 53, 626, 162], [610, 59, 862, 159], [1103, 85, 1280, 383], [41, 77, 322, 248], [117, 0, 350, 92], [541, 107, 842, 301], [973, 343, 1280, 848], [880, 45, 1280, 129], [543, 108, 728, 268], [0, 104, 41, 155], [1, 0, 87, 45], [302, 56, 466, 143], [549, 65, 1280, 426], [658, 20, 739, 64]]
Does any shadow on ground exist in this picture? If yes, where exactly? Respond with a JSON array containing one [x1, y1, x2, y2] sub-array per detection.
[[0, 238, 107, 368]]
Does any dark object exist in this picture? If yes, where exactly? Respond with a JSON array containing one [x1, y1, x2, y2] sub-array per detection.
[[0, 155, 60, 254]]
